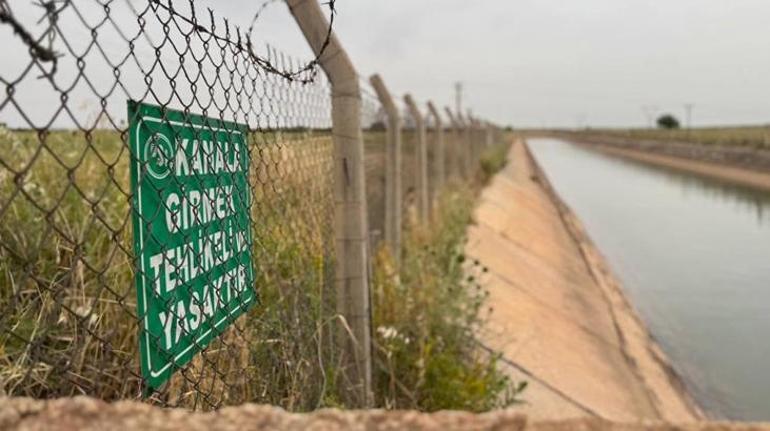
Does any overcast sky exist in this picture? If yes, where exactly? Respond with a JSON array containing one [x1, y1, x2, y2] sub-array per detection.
[[3, 1, 769, 129], [240, 0, 770, 128]]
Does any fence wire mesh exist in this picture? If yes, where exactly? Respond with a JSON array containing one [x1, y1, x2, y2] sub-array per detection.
[[0, 0, 507, 413], [0, 0, 341, 410]]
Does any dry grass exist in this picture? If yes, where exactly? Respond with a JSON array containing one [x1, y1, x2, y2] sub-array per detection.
[[0, 126, 337, 409], [0, 125, 516, 412]]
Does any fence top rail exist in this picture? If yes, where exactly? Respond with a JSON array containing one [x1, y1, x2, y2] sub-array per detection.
[[427, 101, 443, 127], [369, 74, 400, 121], [403, 94, 424, 126]]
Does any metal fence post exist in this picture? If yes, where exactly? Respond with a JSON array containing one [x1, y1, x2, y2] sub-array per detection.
[[369, 75, 402, 258], [404, 94, 428, 223], [426, 101, 444, 201], [288, 0, 372, 407]]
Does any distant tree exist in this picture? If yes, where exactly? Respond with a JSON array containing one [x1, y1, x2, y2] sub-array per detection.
[[656, 114, 680, 129]]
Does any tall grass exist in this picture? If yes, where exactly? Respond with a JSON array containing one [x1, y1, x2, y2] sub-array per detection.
[[0, 126, 339, 409], [0, 127, 140, 400], [0, 125, 518, 411]]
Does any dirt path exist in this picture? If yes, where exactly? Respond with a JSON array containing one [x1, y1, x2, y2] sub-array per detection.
[[580, 143, 770, 192], [468, 140, 701, 421]]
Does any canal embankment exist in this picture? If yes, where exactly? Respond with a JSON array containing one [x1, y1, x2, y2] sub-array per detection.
[[467, 140, 702, 421], [556, 133, 770, 191], [526, 138, 770, 421]]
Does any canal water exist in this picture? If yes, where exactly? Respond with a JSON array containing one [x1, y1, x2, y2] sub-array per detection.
[[529, 138, 770, 421]]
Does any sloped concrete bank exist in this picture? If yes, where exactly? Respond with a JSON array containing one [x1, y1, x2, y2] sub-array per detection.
[[523, 141, 704, 418], [1, 396, 768, 431], [467, 140, 702, 421]]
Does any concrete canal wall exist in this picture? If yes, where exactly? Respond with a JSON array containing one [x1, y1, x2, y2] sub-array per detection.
[[559, 133, 770, 192], [468, 140, 702, 421]]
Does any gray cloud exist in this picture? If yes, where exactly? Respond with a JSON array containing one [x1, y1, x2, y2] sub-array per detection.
[[3, 1, 769, 128], [324, 0, 770, 128]]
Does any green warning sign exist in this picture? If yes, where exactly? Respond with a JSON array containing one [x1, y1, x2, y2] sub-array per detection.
[[128, 101, 255, 392]]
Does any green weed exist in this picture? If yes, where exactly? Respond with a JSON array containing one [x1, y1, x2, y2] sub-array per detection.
[[371, 141, 523, 412]]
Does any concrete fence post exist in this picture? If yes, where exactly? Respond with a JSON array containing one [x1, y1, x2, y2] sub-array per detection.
[[404, 94, 428, 223], [485, 121, 493, 148], [288, 0, 372, 407], [426, 101, 444, 199], [471, 116, 481, 165], [468, 113, 481, 176], [467, 115, 477, 168], [444, 107, 459, 180], [467, 114, 477, 175], [369, 74, 401, 259], [457, 111, 471, 178]]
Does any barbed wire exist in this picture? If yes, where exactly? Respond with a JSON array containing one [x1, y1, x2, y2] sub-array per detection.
[[247, 0, 336, 83], [0, 0, 337, 84], [0, 0, 67, 78]]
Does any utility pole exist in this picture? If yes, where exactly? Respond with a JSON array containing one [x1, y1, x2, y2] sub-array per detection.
[[576, 113, 587, 130], [683, 103, 695, 140], [454, 81, 463, 116], [684, 103, 694, 130], [641, 105, 658, 128]]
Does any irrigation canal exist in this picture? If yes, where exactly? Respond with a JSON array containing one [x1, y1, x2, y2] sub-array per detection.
[[529, 138, 770, 421]]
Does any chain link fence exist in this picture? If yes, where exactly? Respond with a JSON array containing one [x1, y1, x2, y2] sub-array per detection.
[[0, 0, 342, 410], [0, 0, 506, 411], [361, 83, 386, 245]]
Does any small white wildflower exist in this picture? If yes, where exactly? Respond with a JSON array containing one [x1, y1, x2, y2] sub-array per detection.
[[376, 326, 398, 340], [74, 305, 91, 318]]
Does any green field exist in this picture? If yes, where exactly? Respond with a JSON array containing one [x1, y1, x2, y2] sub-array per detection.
[[571, 125, 770, 148]]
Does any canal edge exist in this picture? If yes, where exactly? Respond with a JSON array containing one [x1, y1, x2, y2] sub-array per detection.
[[522, 139, 708, 421]]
